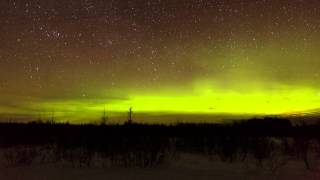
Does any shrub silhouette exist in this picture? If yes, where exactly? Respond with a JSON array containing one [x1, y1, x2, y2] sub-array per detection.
[[0, 117, 317, 170]]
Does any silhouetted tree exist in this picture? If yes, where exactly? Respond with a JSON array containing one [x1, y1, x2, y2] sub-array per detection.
[[100, 107, 108, 125], [48, 111, 55, 124], [126, 107, 133, 124]]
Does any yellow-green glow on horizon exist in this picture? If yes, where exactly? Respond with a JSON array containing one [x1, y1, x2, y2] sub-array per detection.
[[129, 91, 320, 115], [3, 0, 320, 123], [7, 85, 318, 123]]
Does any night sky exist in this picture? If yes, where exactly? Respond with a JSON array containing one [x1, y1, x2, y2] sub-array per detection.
[[1, 0, 320, 123]]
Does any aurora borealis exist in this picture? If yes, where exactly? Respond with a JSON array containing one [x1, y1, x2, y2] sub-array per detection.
[[1, 0, 320, 123]]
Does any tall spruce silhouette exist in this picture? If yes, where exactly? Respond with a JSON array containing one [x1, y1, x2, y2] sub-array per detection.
[[100, 106, 108, 125], [127, 107, 133, 124]]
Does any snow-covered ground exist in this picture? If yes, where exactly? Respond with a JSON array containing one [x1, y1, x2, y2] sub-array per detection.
[[0, 153, 319, 180]]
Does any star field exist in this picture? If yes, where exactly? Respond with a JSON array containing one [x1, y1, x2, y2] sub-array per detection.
[[1, 0, 320, 122]]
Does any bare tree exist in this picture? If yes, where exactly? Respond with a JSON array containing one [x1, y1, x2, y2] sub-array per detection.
[[127, 107, 133, 124], [100, 106, 108, 125], [48, 110, 55, 124]]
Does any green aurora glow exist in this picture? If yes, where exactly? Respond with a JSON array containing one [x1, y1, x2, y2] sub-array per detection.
[[1, 0, 320, 123], [2, 84, 320, 123]]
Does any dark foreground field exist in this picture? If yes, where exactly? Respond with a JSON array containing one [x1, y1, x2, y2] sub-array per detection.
[[1, 117, 320, 179]]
